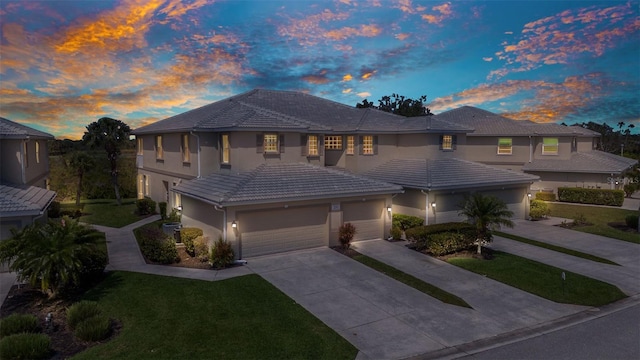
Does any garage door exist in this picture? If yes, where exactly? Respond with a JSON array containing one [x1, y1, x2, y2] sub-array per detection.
[[343, 200, 384, 241], [238, 205, 329, 258], [483, 189, 526, 220], [436, 190, 525, 224]]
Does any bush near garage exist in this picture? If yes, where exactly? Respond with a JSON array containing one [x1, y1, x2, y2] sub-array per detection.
[[338, 223, 357, 250], [389, 227, 403, 240], [136, 225, 179, 264], [392, 214, 424, 231], [193, 236, 210, 262], [535, 192, 556, 201], [529, 199, 550, 220], [405, 222, 476, 254], [181, 228, 204, 256], [210, 237, 235, 269], [558, 187, 624, 206]]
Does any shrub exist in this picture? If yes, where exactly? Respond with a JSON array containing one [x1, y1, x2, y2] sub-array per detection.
[[392, 214, 424, 231], [67, 301, 102, 330], [167, 209, 181, 223], [405, 222, 476, 252], [0, 314, 38, 338], [137, 226, 179, 264], [535, 192, 556, 201], [210, 237, 235, 269], [573, 213, 589, 226], [625, 214, 638, 229], [558, 187, 624, 206], [158, 202, 168, 220], [338, 223, 357, 250], [529, 199, 550, 220], [47, 201, 61, 218], [389, 227, 403, 241], [0, 333, 51, 360], [136, 197, 156, 215], [428, 232, 474, 256], [194, 236, 210, 262], [623, 183, 638, 198], [181, 228, 204, 256], [74, 315, 111, 342]]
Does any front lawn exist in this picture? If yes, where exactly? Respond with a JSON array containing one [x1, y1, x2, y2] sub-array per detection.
[[61, 199, 147, 228], [547, 203, 639, 244], [448, 251, 627, 307], [73, 272, 357, 360]]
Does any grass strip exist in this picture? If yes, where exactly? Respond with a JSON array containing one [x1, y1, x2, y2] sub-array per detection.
[[61, 199, 148, 228], [352, 254, 472, 309], [546, 203, 639, 244], [494, 231, 620, 266], [73, 272, 357, 360], [448, 251, 626, 307]]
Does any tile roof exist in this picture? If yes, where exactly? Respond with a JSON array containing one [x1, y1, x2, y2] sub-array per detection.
[[0, 117, 54, 139], [173, 162, 403, 206], [133, 89, 472, 135], [0, 184, 57, 217], [522, 151, 638, 174], [434, 106, 599, 137], [363, 158, 539, 191]]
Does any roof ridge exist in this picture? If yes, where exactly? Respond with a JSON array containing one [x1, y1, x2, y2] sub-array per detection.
[[235, 101, 330, 130]]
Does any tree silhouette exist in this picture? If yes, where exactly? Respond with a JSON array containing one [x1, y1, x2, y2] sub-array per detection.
[[458, 193, 514, 254], [356, 93, 432, 117], [82, 117, 131, 205], [68, 151, 95, 206]]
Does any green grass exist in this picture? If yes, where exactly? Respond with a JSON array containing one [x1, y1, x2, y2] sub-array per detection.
[[61, 199, 147, 228], [494, 231, 620, 266], [352, 254, 472, 309], [448, 251, 627, 307], [547, 203, 639, 244], [72, 272, 357, 360]]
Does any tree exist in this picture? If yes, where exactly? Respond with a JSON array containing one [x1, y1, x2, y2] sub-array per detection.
[[82, 117, 131, 205], [68, 152, 95, 206], [458, 193, 514, 254], [356, 93, 433, 117], [0, 217, 106, 298]]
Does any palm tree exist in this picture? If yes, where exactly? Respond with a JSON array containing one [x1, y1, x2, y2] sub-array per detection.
[[68, 151, 95, 206], [0, 217, 106, 298], [82, 117, 131, 205], [458, 193, 514, 254]]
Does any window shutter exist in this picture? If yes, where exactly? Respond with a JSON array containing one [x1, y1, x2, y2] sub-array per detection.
[[279, 134, 285, 153], [439, 135, 443, 150], [359, 136, 364, 155], [373, 136, 378, 155], [452, 135, 457, 150], [319, 136, 325, 156], [301, 135, 308, 156], [256, 134, 263, 153]]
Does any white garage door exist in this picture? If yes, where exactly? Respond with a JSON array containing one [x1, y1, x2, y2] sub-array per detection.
[[483, 189, 526, 220], [435, 189, 526, 224], [238, 205, 329, 258], [343, 200, 384, 241]]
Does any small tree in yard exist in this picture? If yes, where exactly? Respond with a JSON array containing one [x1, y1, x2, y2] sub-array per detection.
[[338, 223, 357, 250], [68, 151, 95, 206], [82, 117, 131, 205], [458, 193, 514, 254]]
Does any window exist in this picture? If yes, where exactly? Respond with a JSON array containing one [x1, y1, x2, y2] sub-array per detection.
[[542, 137, 558, 155], [221, 134, 230, 164], [155, 135, 163, 159], [325, 136, 342, 150], [362, 135, 374, 155], [346, 136, 355, 155], [571, 137, 577, 152], [308, 135, 319, 156], [442, 135, 453, 150], [497, 138, 512, 155], [35, 141, 40, 163], [138, 174, 149, 198], [137, 137, 143, 155], [181, 134, 190, 162], [264, 134, 279, 153]]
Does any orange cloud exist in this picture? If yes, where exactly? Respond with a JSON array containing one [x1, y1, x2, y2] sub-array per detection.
[[395, 33, 410, 41], [159, 0, 212, 20], [342, 74, 353, 82], [421, 2, 453, 25]]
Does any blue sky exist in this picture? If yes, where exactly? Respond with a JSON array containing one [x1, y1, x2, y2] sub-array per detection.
[[1, 0, 638, 139]]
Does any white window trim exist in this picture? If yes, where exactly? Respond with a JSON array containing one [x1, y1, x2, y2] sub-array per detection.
[[542, 137, 559, 155], [362, 135, 374, 155], [346, 136, 355, 155], [324, 135, 342, 150], [182, 134, 190, 163], [497, 138, 512, 155], [222, 134, 230, 164], [308, 135, 319, 156], [442, 135, 453, 150], [156, 135, 164, 159], [264, 133, 279, 153]]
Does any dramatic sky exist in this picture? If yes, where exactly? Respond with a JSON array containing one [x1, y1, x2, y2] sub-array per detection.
[[1, 0, 638, 139]]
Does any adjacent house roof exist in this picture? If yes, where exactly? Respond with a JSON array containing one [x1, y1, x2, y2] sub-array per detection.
[[363, 158, 539, 191], [0, 184, 57, 217], [133, 89, 472, 135], [0, 117, 54, 140], [522, 151, 637, 174], [173, 162, 403, 206], [434, 106, 599, 137]]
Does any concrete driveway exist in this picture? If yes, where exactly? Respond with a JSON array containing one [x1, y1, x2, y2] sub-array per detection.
[[247, 246, 585, 360]]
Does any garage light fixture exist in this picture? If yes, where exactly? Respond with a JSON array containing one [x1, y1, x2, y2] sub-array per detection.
[[177, 205, 183, 211], [527, 193, 532, 198], [231, 221, 237, 229], [431, 202, 436, 208], [386, 206, 392, 213]]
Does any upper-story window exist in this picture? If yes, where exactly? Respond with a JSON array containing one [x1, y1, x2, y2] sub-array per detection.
[[542, 137, 558, 155], [346, 136, 355, 155], [137, 137, 143, 155], [325, 136, 342, 150], [264, 134, 279, 153], [181, 134, 190, 163], [156, 135, 164, 159], [440, 135, 457, 151], [497, 138, 512, 155], [221, 134, 230, 164], [309, 135, 320, 156], [360, 135, 377, 155], [35, 141, 40, 163], [257, 133, 284, 154]]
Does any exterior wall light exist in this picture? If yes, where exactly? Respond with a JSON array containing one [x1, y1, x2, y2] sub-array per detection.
[[527, 193, 532, 198], [386, 206, 392, 213], [431, 202, 436, 208], [231, 221, 237, 229], [177, 205, 183, 211]]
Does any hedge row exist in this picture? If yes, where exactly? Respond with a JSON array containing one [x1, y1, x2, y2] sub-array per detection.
[[391, 214, 424, 231], [558, 187, 624, 206], [405, 222, 476, 256]]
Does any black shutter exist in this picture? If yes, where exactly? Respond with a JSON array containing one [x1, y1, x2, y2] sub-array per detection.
[[319, 136, 325, 156], [279, 134, 285, 153], [439, 135, 443, 150], [452, 135, 457, 150], [359, 136, 364, 155], [256, 134, 263, 154], [301, 135, 308, 156], [373, 136, 378, 155]]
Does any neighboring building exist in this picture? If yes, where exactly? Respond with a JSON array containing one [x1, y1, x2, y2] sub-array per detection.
[[434, 106, 637, 192], [0, 117, 57, 241], [132, 89, 541, 258]]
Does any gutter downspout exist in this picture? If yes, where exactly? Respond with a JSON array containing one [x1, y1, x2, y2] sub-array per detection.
[[190, 131, 201, 178]]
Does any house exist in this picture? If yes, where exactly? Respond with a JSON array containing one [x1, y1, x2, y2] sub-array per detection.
[[132, 89, 540, 258], [434, 106, 637, 192], [0, 117, 57, 241]]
